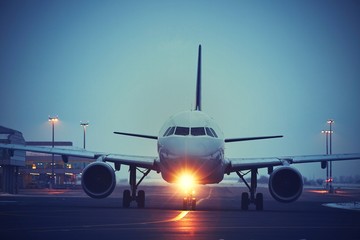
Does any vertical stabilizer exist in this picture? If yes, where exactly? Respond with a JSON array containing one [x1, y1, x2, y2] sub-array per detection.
[[195, 45, 202, 111]]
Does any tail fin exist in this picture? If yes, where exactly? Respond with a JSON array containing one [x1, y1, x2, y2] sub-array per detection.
[[195, 45, 202, 111]]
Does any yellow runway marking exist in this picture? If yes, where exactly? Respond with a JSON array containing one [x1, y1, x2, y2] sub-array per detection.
[[170, 210, 189, 221], [197, 188, 213, 205]]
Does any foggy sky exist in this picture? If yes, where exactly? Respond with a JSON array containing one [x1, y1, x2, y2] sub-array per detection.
[[1, 0, 359, 179]]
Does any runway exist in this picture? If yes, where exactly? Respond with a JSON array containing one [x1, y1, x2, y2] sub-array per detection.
[[0, 184, 359, 240]]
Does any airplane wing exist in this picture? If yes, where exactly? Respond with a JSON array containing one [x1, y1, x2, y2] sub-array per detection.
[[226, 153, 360, 173], [0, 143, 159, 171], [224, 135, 283, 143]]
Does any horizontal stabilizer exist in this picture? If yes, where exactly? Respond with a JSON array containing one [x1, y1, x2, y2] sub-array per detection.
[[113, 131, 158, 140], [225, 135, 283, 143]]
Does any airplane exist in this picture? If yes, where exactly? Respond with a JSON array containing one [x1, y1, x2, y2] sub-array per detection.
[[1, 45, 360, 210]]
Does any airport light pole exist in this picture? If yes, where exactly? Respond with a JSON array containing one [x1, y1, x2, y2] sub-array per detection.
[[80, 121, 89, 149], [321, 130, 332, 190], [327, 119, 334, 154], [321, 130, 329, 155], [48, 116, 58, 189], [327, 119, 334, 193]]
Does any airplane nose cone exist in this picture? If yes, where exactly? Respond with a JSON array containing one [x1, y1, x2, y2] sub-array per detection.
[[163, 137, 221, 157]]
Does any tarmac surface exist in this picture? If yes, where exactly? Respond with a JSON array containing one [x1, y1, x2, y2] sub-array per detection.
[[0, 184, 359, 240]]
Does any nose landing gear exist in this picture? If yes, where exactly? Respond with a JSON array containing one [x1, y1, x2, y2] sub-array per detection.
[[178, 174, 197, 210], [183, 190, 196, 210]]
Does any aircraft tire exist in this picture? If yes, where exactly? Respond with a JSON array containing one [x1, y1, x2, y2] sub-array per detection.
[[241, 192, 249, 210], [123, 190, 131, 208], [183, 198, 188, 210], [191, 199, 196, 210], [137, 190, 145, 208]]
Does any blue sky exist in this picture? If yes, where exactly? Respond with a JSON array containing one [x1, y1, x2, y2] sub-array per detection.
[[1, 0, 359, 179]]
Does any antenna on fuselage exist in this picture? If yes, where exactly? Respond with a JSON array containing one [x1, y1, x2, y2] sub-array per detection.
[[195, 44, 202, 111]]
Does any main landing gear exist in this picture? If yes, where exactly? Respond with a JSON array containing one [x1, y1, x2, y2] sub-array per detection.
[[236, 168, 263, 211], [183, 190, 196, 210], [123, 165, 151, 208]]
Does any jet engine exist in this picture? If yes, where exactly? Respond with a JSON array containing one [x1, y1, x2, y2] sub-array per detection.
[[268, 167, 303, 203], [81, 162, 116, 199]]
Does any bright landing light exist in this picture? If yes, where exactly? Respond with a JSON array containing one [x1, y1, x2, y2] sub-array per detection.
[[178, 174, 196, 194]]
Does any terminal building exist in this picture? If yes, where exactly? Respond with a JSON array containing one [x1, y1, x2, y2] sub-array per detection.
[[0, 126, 92, 193], [22, 141, 92, 189], [0, 126, 26, 193]]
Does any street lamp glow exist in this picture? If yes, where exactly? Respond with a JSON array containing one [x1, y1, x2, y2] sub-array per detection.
[[48, 116, 59, 122], [80, 121, 89, 127], [321, 130, 333, 134]]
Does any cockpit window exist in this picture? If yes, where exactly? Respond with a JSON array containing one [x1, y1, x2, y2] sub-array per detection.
[[163, 126, 176, 137], [166, 126, 217, 137], [210, 128, 218, 138], [175, 127, 190, 136], [205, 127, 218, 138], [205, 127, 214, 137], [191, 127, 206, 136], [168, 126, 175, 136], [163, 127, 172, 137]]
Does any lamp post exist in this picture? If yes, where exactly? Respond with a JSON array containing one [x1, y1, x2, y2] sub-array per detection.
[[321, 130, 332, 190], [327, 119, 334, 155], [321, 130, 330, 155], [327, 119, 334, 193], [80, 121, 89, 149], [48, 116, 58, 189]]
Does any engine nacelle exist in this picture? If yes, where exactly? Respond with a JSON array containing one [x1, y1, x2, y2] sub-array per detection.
[[81, 162, 116, 199], [268, 167, 303, 203]]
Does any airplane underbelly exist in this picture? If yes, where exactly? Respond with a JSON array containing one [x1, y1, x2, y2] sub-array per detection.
[[159, 153, 225, 184]]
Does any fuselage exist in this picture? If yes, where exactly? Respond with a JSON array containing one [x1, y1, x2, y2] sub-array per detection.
[[157, 110, 226, 184]]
